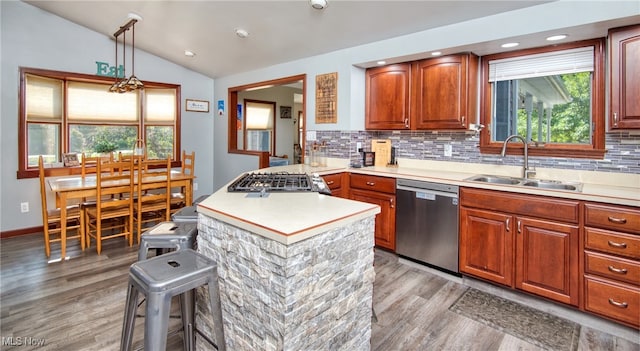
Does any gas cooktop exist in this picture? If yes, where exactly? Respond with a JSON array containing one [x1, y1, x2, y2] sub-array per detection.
[[227, 172, 330, 195]]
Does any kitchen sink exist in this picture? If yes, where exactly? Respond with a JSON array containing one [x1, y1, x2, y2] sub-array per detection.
[[464, 174, 583, 192], [521, 180, 583, 191], [466, 175, 522, 185]]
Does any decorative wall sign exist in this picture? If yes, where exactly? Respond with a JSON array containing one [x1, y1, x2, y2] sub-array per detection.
[[315, 72, 337, 124], [186, 99, 210, 112], [280, 105, 292, 119]]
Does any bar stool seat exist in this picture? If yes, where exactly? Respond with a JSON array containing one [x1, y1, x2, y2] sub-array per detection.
[[121, 249, 226, 351], [138, 221, 197, 261]]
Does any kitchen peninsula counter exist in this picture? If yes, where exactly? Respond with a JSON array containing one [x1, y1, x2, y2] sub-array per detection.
[[195, 170, 380, 350], [197, 175, 379, 244]]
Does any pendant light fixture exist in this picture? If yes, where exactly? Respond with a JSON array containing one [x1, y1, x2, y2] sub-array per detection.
[[109, 17, 144, 93]]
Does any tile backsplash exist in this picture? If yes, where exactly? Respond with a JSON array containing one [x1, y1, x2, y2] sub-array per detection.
[[309, 130, 640, 174]]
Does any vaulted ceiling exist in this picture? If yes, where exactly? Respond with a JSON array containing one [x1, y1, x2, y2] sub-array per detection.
[[23, 1, 637, 78]]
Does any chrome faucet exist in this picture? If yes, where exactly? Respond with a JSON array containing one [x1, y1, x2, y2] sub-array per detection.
[[500, 135, 536, 179]]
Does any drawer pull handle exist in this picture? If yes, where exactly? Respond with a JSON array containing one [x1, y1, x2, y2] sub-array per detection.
[[608, 265, 628, 274], [608, 298, 628, 309], [607, 240, 627, 249], [505, 218, 510, 232], [326, 181, 334, 185], [366, 182, 376, 186], [607, 216, 627, 224]]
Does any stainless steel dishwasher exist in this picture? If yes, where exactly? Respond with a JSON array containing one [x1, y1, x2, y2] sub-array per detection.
[[396, 179, 459, 275]]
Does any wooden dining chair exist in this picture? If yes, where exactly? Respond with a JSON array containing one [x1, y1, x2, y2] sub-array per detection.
[[84, 158, 135, 254], [39, 156, 84, 258], [134, 157, 172, 243], [81, 153, 113, 177], [170, 150, 195, 213]]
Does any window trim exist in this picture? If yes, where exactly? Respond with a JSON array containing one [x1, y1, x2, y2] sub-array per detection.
[[227, 74, 306, 169], [479, 38, 606, 159], [17, 67, 182, 179]]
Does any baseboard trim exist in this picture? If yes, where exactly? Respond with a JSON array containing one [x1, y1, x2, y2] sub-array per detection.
[[1, 226, 42, 239]]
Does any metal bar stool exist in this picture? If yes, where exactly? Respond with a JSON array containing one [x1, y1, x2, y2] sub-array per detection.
[[121, 249, 226, 351], [136, 221, 199, 350]]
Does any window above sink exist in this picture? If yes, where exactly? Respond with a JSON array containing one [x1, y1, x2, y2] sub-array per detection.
[[479, 39, 606, 159]]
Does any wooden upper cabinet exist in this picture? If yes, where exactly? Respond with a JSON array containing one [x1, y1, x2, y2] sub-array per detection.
[[365, 63, 412, 130], [412, 53, 478, 130], [609, 24, 640, 129]]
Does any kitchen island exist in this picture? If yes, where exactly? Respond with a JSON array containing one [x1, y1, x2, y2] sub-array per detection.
[[195, 175, 380, 350]]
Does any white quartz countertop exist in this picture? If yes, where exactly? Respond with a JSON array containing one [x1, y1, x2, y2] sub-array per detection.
[[265, 160, 640, 207], [197, 185, 380, 245], [197, 160, 638, 245]]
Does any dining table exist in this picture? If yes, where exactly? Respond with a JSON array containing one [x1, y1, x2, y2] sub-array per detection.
[[47, 169, 195, 259]]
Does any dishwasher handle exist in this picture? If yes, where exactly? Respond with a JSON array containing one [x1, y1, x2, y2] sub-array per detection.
[[397, 185, 458, 199]]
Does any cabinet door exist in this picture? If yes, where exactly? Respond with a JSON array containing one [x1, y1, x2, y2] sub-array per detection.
[[515, 217, 579, 306], [459, 207, 513, 287], [365, 63, 411, 130], [412, 54, 477, 130], [610, 24, 640, 129], [350, 189, 396, 251]]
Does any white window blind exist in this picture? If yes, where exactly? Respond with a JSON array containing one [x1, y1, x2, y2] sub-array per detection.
[[25, 74, 63, 121], [145, 88, 176, 122], [67, 81, 138, 122], [489, 46, 594, 82], [246, 101, 274, 130]]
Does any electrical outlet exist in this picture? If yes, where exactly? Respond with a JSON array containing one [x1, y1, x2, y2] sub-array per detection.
[[20, 202, 29, 213], [356, 142, 362, 152], [444, 144, 453, 157], [306, 131, 317, 141], [193, 182, 198, 191]]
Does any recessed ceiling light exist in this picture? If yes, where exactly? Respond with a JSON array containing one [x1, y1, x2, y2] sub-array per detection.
[[377, 60, 386, 65], [310, 0, 327, 10], [501, 42, 519, 48], [546, 34, 568, 41], [235, 28, 249, 38], [184, 50, 196, 57], [431, 51, 442, 56]]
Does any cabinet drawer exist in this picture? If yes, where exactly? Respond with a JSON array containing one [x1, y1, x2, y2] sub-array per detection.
[[585, 203, 640, 234], [584, 277, 640, 327], [350, 174, 395, 194], [585, 227, 640, 260], [322, 173, 343, 190], [585, 251, 640, 286]]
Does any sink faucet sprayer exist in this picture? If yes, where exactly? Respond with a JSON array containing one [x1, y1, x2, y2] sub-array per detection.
[[500, 135, 536, 179]]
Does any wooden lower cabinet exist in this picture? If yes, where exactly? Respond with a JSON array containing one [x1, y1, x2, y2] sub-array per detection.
[[350, 189, 396, 251], [459, 207, 513, 287], [459, 187, 580, 307], [583, 202, 640, 328], [321, 172, 346, 198], [349, 173, 396, 250], [515, 217, 579, 306]]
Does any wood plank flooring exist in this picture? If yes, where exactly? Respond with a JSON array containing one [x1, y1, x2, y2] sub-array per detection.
[[1, 233, 638, 350]]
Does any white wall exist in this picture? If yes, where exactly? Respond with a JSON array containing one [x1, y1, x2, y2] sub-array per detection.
[[0, 1, 215, 232]]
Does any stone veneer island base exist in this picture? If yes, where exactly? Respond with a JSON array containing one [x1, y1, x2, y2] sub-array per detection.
[[194, 182, 380, 351]]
